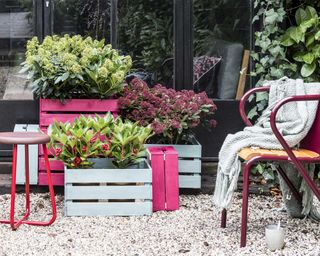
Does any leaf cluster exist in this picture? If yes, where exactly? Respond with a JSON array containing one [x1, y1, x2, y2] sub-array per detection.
[[21, 35, 132, 101], [251, 0, 296, 84], [49, 113, 153, 169], [119, 78, 217, 144], [281, 6, 320, 79]]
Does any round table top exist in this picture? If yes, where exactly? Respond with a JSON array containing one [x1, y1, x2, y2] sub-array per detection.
[[0, 132, 50, 145]]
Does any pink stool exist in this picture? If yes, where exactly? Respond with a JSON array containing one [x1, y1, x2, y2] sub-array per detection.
[[0, 132, 56, 230]]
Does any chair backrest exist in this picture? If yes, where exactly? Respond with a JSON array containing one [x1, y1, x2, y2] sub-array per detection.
[[301, 105, 320, 153]]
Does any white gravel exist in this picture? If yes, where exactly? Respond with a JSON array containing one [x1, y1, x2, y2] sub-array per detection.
[[0, 192, 319, 256]]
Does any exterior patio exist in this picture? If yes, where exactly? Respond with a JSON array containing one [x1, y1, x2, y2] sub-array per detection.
[[0, 192, 318, 255], [0, 0, 320, 255]]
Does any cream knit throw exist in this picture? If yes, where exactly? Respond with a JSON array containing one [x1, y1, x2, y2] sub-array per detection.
[[213, 77, 320, 210]]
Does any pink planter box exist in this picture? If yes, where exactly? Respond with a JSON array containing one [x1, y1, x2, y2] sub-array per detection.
[[39, 98, 119, 186], [147, 146, 179, 211]]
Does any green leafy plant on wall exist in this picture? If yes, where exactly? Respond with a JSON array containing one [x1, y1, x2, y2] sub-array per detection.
[[281, 6, 320, 81], [250, 2, 320, 120], [249, 0, 296, 121], [250, 1, 320, 184], [251, 0, 297, 83]]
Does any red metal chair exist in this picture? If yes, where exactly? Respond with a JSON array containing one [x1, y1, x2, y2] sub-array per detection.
[[0, 132, 56, 230], [220, 87, 320, 247]]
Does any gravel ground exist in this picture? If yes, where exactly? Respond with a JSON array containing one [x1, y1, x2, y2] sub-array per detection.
[[0, 193, 319, 256]]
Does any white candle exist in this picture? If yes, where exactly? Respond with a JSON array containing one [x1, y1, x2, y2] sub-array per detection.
[[265, 224, 285, 251]]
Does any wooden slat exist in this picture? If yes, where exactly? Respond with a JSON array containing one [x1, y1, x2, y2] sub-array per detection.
[[38, 157, 64, 171], [40, 99, 119, 112], [145, 138, 201, 158], [66, 185, 152, 200], [65, 201, 152, 216], [65, 169, 152, 183], [179, 175, 201, 188], [38, 172, 64, 186], [236, 49, 250, 100], [38, 145, 55, 156], [40, 113, 109, 127], [178, 159, 201, 174], [238, 147, 320, 161]]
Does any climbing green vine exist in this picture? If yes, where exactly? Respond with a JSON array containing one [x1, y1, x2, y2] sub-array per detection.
[[281, 6, 320, 81], [249, 0, 296, 120], [250, 1, 320, 184]]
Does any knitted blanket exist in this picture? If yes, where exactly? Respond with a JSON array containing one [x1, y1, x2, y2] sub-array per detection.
[[213, 77, 320, 211]]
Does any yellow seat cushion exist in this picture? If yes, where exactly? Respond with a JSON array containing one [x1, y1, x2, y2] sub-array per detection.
[[238, 147, 320, 161]]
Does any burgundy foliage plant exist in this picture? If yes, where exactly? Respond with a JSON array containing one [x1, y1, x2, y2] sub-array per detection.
[[119, 78, 217, 144]]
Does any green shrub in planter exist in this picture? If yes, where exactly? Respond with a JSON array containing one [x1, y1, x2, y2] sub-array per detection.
[[21, 35, 132, 101], [48, 113, 153, 169]]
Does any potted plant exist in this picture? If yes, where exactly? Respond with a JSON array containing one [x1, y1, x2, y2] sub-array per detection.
[[118, 78, 217, 188], [21, 34, 132, 185], [49, 113, 154, 216]]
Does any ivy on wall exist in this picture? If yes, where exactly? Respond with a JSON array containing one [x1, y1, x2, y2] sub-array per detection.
[[281, 6, 320, 81], [251, 0, 297, 85], [250, 0, 320, 183]]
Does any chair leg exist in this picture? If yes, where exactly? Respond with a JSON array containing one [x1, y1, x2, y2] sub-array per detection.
[[240, 161, 252, 248], [221, 209, 227, 228]]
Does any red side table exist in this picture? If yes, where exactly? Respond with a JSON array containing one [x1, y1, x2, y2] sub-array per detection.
[[0, 132, 56, 230]]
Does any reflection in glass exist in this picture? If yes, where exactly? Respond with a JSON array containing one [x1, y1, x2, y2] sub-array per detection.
[[53, 0, 110, 40], [194, 0, 250, 53], [193, 0, 251, 98], [118, 0, 173, 86], [0, 0, 34, 99]]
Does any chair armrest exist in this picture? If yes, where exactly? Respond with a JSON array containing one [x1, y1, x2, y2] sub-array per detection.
[[270, 94, 320, 166], [239, 87, 270, 126]]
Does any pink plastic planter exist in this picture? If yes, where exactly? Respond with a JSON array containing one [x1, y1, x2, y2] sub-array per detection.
[[38, 98, 119, 186], [147, 146, 179, 211]]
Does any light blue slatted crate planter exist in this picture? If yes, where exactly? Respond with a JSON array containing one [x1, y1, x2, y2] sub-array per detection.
[[64, 158, 152, 216], [14, 124, 39, 185], [146, 136, 201, 189]]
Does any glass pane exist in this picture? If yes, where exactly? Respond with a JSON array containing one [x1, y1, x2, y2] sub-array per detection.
[[193, 0, 251, 98], [0, 0, 34, 99], [53, 0, 110, 40], [118, 0, 174, 86]]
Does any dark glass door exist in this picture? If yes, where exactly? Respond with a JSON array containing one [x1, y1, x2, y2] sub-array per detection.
[[48, 0, 111, 40], [117, 0, 174, 87], [193, 0, 252, 99]]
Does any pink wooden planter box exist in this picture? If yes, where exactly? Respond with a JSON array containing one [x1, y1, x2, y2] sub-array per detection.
[[39, 98, 119, 186], [147, 146, 179, 211]]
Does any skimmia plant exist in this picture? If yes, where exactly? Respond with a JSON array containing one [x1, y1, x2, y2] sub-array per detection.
[[49, 113, 153, 169], [21, 35, 132, 101], [119, 78, 217, 144]]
